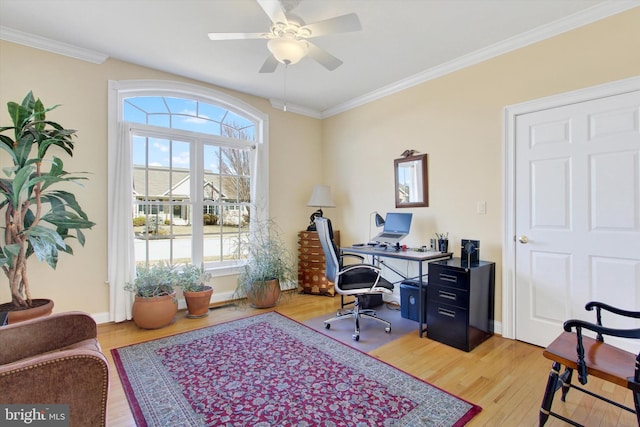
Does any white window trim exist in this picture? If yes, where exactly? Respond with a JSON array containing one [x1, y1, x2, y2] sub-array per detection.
[[108, 79, 269, 277]]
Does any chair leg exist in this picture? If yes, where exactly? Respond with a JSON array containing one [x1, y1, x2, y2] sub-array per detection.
[[633, 389, 640, 425], [360, 312, 391, 330], [540, 362, 562, 427], [561, 367, 573, 402], [323, 311, 355, 325], [353, 309, 361, 341]]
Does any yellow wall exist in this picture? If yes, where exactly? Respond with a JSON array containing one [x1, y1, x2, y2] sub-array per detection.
[[1, 7, 638, 322], [323, 7, 640, 321], [0, 41, 322, 316]]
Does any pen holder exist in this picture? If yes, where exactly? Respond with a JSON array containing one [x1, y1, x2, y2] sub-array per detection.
[[438, 239, 449, 253]]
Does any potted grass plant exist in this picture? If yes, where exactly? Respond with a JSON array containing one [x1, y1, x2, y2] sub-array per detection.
[[174, 263, 213, 318], [234, 219, 296, 308], [125, 262, 178, 329], [0, 91, 95, 322]]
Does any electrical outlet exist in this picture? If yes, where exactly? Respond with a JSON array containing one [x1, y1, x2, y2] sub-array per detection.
[[476, 201, 487, 215]]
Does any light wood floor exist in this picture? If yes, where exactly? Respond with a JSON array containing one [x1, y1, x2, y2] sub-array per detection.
[[98, 292, 637, 426]]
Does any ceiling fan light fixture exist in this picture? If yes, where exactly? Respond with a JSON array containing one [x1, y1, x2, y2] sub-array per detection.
[[267, 37, 308, 65]]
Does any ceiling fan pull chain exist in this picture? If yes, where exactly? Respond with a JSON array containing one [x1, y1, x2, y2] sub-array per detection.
[[283, 63, 288, 112]]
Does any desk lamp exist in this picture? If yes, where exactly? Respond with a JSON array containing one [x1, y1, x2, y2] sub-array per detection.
[[369, 211, 385, 241], [306, 185, 335, 231]]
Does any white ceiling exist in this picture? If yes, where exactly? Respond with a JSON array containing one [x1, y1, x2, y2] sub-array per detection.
[[1, 0, 638, 117]]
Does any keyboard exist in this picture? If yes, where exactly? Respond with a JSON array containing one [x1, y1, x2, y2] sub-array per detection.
[[378, 233, 401, 238]]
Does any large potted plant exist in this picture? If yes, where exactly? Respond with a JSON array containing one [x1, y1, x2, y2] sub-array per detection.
[[0, 92, 95, 322], [125, 262, 178, 329], [174, 263, 213, 318], [234, 219, 296, 308]]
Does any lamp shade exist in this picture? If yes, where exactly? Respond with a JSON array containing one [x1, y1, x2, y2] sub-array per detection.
[[307, 185, 335, 207], [374, 213, 385, 227], [267, 37, 309, 65]]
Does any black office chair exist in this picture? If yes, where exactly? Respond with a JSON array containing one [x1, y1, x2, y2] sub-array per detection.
[[315, 217, 394, 341]]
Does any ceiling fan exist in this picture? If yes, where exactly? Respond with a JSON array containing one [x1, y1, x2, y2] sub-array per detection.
[[207, 0, 362, 73]]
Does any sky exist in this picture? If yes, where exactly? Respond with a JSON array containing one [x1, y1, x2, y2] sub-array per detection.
[[124, 96, 255, 169]]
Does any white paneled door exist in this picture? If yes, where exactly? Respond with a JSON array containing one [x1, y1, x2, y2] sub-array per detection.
[[514, 89, 640, 352]]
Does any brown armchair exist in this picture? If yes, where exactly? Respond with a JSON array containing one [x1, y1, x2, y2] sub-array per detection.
[[0, 311, 109, 427]]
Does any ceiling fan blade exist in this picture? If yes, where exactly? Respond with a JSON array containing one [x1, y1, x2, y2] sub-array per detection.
[[259, 54, 280, 73], [207, 32, 266, 40], [256, 0, 288, 25], [301, 13, 361, 38], [307, 42, 342, 71]]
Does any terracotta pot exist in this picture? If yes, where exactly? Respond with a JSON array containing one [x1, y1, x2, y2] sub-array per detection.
[[247, 279, 281, 309], [184, 286, 213, 318], [0, 299, 54, 324], [132, 292, 178, 329]]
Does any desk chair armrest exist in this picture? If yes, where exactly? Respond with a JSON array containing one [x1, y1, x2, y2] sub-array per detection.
[[337, 263, 385, 291], [339, 263, 382, 275], [563, 319, 640, 385]]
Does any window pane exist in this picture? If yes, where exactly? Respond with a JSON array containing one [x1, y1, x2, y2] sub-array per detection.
[[148, 113, 170, 128], [172, 114, 218, 134], [222, 111, 255, 140], [128, 96, 169, 113], [204, 144, 220, 174], [124, 102, 146, 124], [198, 102, 226, 122], [164, 97, 196, 115], [146, 137, 169, 168], [172, 140, 191, 169]]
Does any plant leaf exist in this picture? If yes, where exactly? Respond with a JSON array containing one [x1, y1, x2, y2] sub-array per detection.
[[0, 134, 18, 163], [26, 225, 65, 268], [1, 243, 21, 268], [41, 210, 95, 229], [11, 165, 34, 207]]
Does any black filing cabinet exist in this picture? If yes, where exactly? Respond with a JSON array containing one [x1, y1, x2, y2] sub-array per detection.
[[427, 258, 495, 351]]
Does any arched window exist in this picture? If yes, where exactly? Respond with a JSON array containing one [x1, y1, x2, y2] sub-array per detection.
[[108, 80, 268, 273]]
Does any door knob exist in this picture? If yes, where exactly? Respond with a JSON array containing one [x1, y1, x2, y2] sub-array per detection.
[[518, 236, 529, 244]]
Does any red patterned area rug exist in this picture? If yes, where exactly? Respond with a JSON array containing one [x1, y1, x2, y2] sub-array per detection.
[[112, 312, 481, 427]]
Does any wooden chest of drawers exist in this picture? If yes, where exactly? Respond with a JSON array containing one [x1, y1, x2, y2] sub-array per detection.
[[298, 230, 339, 296]]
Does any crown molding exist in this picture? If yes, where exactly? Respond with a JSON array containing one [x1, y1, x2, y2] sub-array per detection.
[[0, 26, 109, 64], [321, 1, 640, 118]]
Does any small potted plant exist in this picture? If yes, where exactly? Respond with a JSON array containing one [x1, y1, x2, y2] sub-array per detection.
[[0, 91, 95, 322], [174, 263, 213, 318], [125, 262, 178, 329], [234, 219, 296, 308]]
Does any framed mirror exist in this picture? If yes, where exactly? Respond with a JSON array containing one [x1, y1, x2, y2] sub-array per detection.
[[394, 153, 428, 208]]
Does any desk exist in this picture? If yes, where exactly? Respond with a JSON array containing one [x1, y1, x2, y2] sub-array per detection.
[[341, 246, 452, 337]]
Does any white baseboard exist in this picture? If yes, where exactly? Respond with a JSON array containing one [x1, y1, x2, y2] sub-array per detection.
[[92, 312, 111, 325], [91, 290, 503, 335], [91, 290, 238, 324]]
